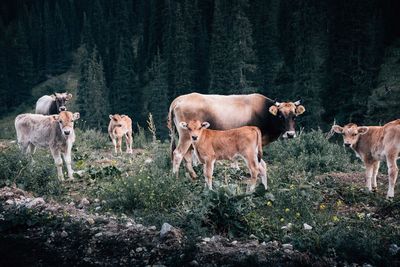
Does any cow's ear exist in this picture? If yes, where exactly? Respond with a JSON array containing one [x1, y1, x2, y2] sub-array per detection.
[[66, 93, 72, 100], [332, 125, 344, 134], [201, 122, 210, 129], [52, 115, 60, 121], [295, 105, 305, 116], [109, 114, 114, 120], [269, 105, 278, 116], [121, 115, 126, 118], [357, 126, 369, 135], [51, 94, 56, 100], [179, 122, 188, 129], [73, 112, 80, 120]]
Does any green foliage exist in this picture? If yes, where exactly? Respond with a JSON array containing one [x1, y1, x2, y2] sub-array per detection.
[[0, 146, 64, 197]]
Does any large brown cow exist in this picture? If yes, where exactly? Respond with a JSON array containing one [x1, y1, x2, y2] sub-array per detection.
[[168, 93, 305, 178], [15, 111, 80, 181], [332, 120, 400, 198], [179, 120, 268, 192]]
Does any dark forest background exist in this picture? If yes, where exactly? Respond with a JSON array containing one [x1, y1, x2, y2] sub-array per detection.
[[0, 0, 399, 139]]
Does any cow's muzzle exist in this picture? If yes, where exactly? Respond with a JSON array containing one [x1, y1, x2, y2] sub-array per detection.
[[283, 131, 296, 139], [191, 136, 198, 141], [344, 143, 351, 148], [64, 130, 70, 136], [59, 106, 66, 111]]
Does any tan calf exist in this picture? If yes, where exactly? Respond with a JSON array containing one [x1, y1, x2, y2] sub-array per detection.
[[15, 111, 80, 181], [108, 114, 133, 154], [179, 120, 267, 192], [332, 120, 400, 198]]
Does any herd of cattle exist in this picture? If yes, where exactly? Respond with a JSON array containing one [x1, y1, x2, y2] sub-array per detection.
[[13, 92, 400, 198]]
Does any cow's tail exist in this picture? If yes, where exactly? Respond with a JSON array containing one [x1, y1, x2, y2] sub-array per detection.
[[167, 103, 176, 159], [256, 128, 263, 163]]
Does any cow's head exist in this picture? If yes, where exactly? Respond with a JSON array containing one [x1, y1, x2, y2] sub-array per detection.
[[52, 92, 72, 112], [53, 111, 80, 138], [332, 123, 368, 148], [268, 100, 305, 138], [109, 114, 126, 127], [179, 120, 210, 142]]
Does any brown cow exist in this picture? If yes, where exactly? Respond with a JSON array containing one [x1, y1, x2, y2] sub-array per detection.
[[332, 120, 400, 198], [15, 111, 80, 181], [108, 114, 133, 154], [179, 120, 268, 192], [168, 93, 305, 178]]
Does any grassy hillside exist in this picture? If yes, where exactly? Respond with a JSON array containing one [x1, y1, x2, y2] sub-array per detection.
[[1, 124, 399, 265]]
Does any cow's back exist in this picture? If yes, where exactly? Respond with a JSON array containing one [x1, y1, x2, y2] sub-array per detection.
[[36, 95, 55, 115], [171, 93, 272, 131], [15, 114, 55, 147]]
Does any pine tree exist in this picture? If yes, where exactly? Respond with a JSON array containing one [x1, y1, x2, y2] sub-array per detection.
[[142, 52, 169, 138], [77, 46, 110, 130]]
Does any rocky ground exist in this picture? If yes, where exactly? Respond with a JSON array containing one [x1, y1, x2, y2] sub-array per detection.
[[0, 186, 335, 266]]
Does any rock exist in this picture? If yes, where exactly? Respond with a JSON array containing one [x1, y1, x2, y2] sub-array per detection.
[[389, 244, 400, 255], [126, 222, 133, 227], [78, 198, 90, 208], [87, 218, 95, 225], [95, 232, 103, 238], [5, 199, 14, 205], [303, 223, 313, 230], [281, 223, 293, 230], [189, 260, 199, 266], [261, 241, 266, 246], [144, 158, 153, 164], [148, 226, 157, 231], [284, 249, 294, 254], [282, 243, 293, 250], [26, 197, 45, 208], [61, 230, 68, 238], [203, 237, 211, 242], [249, 234, 258, 239], [232, 240, 238, 245], [268, 240, 279, 248], [136, 247, 143, 253], [160, 223, 173, 238]]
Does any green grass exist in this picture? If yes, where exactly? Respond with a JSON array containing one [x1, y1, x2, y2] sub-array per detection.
[[1, 128, 399, 265]]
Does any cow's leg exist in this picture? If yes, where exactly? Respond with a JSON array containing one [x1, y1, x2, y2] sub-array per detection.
[[27, 143, 36, 154], [18, 142, 30, 154], [117, 136, 123, 154], [372, 161, 380, 192], [203, 159, 215, 190], [246, 157, 260, 193], [172, 138, 192, 177], [259, 159, 268, 190], [125, 131, 133, 154], [183, 148, 197, 180], [386, 153, 398, 198], [62, 150, 74, 180], [51, 149, 64, 181], [365, 162, 374, 192], [111, 137, 118, 154]]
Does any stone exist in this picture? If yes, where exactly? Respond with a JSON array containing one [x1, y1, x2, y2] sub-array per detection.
[[282, 243, 293, 250], [160, 223, 173, 238], [26, 197, 45, 208], [303, 223, 313, 230]]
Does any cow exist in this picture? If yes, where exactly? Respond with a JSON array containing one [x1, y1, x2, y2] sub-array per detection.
[[167, 93, 305, 178], [15, 111, 80, 181], [35, 92, 72, 115], [332, 120, 400, 198], [179, 120, 267, 191], [108, 114, 133, 154]]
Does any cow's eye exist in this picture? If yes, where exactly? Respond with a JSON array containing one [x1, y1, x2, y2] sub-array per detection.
[[59, 120, 62, 124], [352, 133, 357, 136]]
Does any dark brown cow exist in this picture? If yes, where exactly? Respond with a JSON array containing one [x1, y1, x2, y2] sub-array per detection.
[[332, 120, 400, 198], [167, 93, 305, 178], [35, 92, 72, 115]]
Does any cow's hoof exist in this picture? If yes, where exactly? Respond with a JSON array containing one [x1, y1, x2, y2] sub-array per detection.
[[372, 187, 378, 193], [66, 177, 75, 182]]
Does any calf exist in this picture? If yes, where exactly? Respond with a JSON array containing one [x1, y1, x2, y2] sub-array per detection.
[[15, 111, 80, 181], [332, 120, 400, 198], [108, 114, 133, 154], [35, 92, 72, 115], [179, 120, 267, 192]]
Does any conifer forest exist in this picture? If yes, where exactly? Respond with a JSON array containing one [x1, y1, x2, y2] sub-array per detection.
[[1, 0, 399, 136]]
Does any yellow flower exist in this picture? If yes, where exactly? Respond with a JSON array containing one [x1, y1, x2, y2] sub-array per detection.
[[319, 204, 326, 210], [295, 212, 301, 218], [336, 200, 343, 207], [356, 212, 365, 219], [290, 184, 295, 190], [284, 208, 290, 213], [280, 218, 285, 222], [332, 215, 339, 222], [266, 201, 273, 207]]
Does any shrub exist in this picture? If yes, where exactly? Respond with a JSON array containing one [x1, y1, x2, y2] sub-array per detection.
[[0, 145, 64, 197]]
